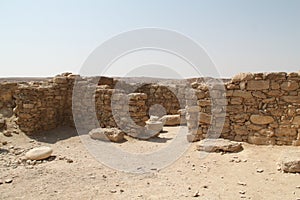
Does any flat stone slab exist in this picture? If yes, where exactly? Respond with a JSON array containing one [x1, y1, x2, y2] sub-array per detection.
[[131, 130, 161, 140], [25, 146, 53, 160], [196, 138, 243, 153], [278, 152, 300, 173], [160, 115, 181, 126], [89, 128, 125, 143]]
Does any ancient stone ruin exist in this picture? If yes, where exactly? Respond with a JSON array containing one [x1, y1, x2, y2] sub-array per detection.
[[0, 71, 300, 147]]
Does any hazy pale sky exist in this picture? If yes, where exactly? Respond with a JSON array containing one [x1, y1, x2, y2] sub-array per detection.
[[0, 0, 299, 78]]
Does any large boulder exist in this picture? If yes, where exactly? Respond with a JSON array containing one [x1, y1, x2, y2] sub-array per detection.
[[196, 138, 243, 153], [248, 136, 275, 145], [247, 80, 270, 90], [89, 128, 125, 143], [278, 152, 300, 173], [281, 81, 299, 91], [25, 146, 53, 160]]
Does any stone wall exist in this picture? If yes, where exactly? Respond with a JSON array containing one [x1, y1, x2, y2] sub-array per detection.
[[13, 74, 74, 133], [0, 82, 18, 118], [73, 83, 148, 132], [1, 71, 300, 146], [135, 84, 186, 116], [9, 74, 149, 134], [0, 82, 18, 134], [186, 72, 300, 146]]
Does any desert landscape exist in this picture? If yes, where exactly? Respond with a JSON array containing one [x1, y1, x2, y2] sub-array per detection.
[[0, 72, 299, 199], [1, 0, 300, 199]]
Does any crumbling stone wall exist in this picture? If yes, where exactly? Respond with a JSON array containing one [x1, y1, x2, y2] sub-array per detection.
[[1, 71, 300, 146], [11, 74, 148, 134], [186, 72, 300, 146], [0, 82, 18, 133], [14, 74, 74, 133], [135, 84, 187, 117], [0, 82, 18, 118], [68, 77, 149, 132]]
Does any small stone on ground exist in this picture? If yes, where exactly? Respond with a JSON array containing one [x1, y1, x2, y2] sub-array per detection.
[[5, 178, 13, 184]]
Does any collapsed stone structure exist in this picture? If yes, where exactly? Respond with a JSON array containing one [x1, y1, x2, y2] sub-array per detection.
[[0, 71, 300, 146]]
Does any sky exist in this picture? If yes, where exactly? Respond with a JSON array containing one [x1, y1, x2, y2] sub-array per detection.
[[0, 0, 299, 78]]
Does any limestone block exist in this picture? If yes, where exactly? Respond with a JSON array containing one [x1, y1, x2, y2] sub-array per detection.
[[248, 136, 275, 145], [266, 72, 287, 80], [197, 99, 211, 107], [246, 123, 264, 131], [281, 96, 300, 104], [247, 80, 270, 90], [252, 91, 267, 98], [25, 146, 53, 160], [232, 90, 253, 98], [280, 81, 299, 91], [267, 90, 284, 96], [292, 116, 300, 125], [230, 97, 243, 105], [270, 81, 280, 90], [275, 126, 297, 137], [234, 125, 249, 135], [199, 113, 211, 124], [250, 115, 274, 125]]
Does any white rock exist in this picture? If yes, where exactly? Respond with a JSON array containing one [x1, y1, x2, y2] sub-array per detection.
[[196, 138, 243, 153], [278, 151, 300, 173], [89, 128, 124, 143], [145, 121, 163, 137], [25, 146, 53, 160], [148, 116, 160, 122], [4, 178, 12, 184]]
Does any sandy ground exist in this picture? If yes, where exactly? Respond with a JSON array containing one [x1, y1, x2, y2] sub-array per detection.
[[0, 126, 299, 200]]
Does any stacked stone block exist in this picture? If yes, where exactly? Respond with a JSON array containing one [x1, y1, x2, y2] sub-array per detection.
[[186, 72, 300, 146]]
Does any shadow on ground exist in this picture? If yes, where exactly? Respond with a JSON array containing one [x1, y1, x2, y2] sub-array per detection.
[[27, 126, 78, 144], [147, 137, 173, 143], [26, 126, 175, 144]]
